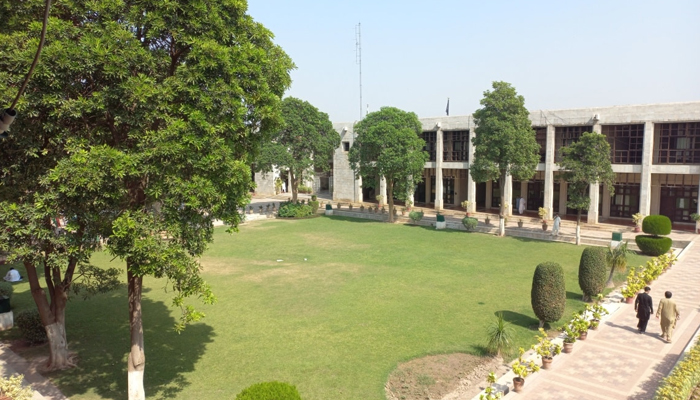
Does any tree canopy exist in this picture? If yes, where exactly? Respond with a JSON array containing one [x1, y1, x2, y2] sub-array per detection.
[[471, 81, 539, 236], [255, 97, 338, 201], [559, 131, 615, 242], [348, 107, 427, 222], [0, 1, 293, 398]]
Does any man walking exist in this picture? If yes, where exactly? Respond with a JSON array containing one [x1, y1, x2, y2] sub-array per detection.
[[656, 291, 680, 343], [634, 286, 653, 333], [551, 213, 561, 236]]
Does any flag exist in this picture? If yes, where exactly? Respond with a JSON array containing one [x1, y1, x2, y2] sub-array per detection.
[[445, 98, 450, 116]]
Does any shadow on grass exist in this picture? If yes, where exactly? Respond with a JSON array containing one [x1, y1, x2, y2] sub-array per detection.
[[39, 288, 215, 400], [496, 310, 539, 330], [567, 291, 583, 301]]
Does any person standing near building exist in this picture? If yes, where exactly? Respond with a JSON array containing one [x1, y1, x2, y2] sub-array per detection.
[[656, 291, 680, 343], [551, 213, 561, 236], [634, 286, 653, 333]]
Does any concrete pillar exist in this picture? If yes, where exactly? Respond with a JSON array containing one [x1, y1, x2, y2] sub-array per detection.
[[520, 181, 528, 213], [587, 182, 599, 224], [467, 129, 477, 213], [639, 121, 654, 216], [543, 125, 555, 219], [601, 183, 611, 218], [435, 127, 444, 210], [485, 180, 493, 209], [380, 176, 387, 205], [559, 180, 568, 215], [355, 176, 363, 203], [504, 174, 513, 216], [592, 123, 602, 134]]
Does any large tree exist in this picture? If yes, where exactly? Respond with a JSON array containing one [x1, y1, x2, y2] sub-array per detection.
[[559, 132, 615, 245], [255, 97, 338, 201], [348, 107, 428, 223], [471, 81, 540, 236], [0, 1, 293, 399]]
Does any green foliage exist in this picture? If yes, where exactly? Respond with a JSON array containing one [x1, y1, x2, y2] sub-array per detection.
[[532, 328, 562, 359], [408, 211, 424, 223], [0, 374, 34, 400], [0, 281, 13, 298], [436, 214, 445, 222], [311, 195, 317, 202], [635, 236, 673, 256], [654, 337, 700, 400], [235, 381, 302, 400], [256, 97, 337, 201], [470, 82, 539, 219], [531, 262, 566, 326], [348, 107, 429, 222], [15, 309, 47, 344], [559, 132, 615, 223], [308, 201, 319, 213], [486, 312, 515, 358], [690, 213, 700, 222], [578, 247, 607, 301], [560, 317, 580, 343], [642, 215, 672, 236], [325, 203, 332, 210], [462, 217, 478, 231], [277, 202, 314, 218], [479, 372, 504, 400], [511, 347, 540, 379]]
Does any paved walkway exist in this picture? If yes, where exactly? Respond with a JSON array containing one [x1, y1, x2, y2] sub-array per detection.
[[0, 343, 68, 399], [496, 238, 700, 400]]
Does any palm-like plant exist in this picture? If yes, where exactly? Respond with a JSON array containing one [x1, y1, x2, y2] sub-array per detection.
[[605, 240, 634, 288], [486, 312, 515, 358]]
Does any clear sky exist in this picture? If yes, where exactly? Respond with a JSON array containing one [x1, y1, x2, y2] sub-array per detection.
[[247, 0, 700, 123]]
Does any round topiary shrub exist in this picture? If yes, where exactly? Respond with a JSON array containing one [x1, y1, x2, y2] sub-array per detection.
[[235, 381, 302, 400], [0, 281, 13, 298], [462, 217, 478, 231], [15, 309, 47, 344], [531, 262, 566, 328], [642, 215, 672, 236], [578, 246, 607, 302], [635, 235, 673, 256], [408, 211, 424, 223]]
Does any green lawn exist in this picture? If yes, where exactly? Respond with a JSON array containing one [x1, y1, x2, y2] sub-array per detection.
[[3, 216, 648, 400]]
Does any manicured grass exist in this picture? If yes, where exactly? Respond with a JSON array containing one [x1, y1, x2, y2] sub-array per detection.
[[3, 216, 648, 400]]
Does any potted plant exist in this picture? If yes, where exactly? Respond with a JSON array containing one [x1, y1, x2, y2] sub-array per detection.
[[560, 323, 579, 353], [479, 372, 504, 400], [517, 218, 524, 228], [249, 205, 254, 214], [336, 203, 342, 210], [360, 204, 365, 212], [349, 204, 353, 211], [400, 207, 406, 216], [538, 207, 549, 231], [691, 213, 700, 233], [532, 328, 561, 369], [258, 205, 263, 213], [0, 281, 13, 315], [485, 215, 491, 225], [572, 311, 591, 340], [585, 294, 609, 330], [460, 200, 472, 216], [405, 199, 413, 212], [381, 206, 386, 214], [376, 194, 384, 207], [511, 347, 540, 392], [632, 213, 644, 232], [621, 267, 643, 303]]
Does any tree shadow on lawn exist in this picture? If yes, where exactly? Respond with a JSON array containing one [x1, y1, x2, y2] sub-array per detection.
[[46, 288, 215, 400], [496, 310, 539, 330]]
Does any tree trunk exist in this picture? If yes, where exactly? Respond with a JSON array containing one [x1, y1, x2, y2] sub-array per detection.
[[128, 268, 146, 400], [24, 261, 75, 370], [605, 267, 616, 288], [290, 170, 298, 202], [498, 174, 506, 237], [538, 320, 545, 329], [387, 180, 394, 223]]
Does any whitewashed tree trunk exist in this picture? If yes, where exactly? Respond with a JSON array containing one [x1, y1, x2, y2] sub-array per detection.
[[128, 270, 146, 400], [576, 226, 581, 245]]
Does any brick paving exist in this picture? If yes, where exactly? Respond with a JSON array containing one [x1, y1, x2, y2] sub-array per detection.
[[499, 237, 700, 400]]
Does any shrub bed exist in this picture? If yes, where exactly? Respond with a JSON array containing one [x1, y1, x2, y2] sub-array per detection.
[[15, 309, 47, 344], [654, 337, 700, 400], [235, 381, 302, 400], [578, 247, 607, 301], [636, 235, 673, 256], [462, 217, 478, 231]]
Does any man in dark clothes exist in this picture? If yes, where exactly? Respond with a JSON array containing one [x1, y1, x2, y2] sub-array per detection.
[[634, 286, 653, 333]]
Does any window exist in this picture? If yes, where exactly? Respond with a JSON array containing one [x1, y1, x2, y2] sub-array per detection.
[[443, 131, 469, 161], [602, 124, 644, 164], [342, 142, 350, 152], [422, 131, 437, 161], [656, 122, 700, 164], [534, 127, 547, 162]]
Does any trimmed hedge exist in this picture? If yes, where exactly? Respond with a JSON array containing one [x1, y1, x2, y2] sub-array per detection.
[[462, 217, 478, 231], [531, 262, 566, 326], [308, 200, 319, 213], [235, 381, 302, 400], [15, 309, 47, 344], [0, 281, 13, 298], [408, 211, 424, 223], [278, 202, 314, 218], [642, 215, 672, 236], [654, 337, 700, 400], [635, 235, 673, 256], [578, 247, 607, 301]]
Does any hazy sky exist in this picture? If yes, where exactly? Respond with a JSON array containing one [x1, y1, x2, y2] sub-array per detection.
[[248, 0, 700, 123]]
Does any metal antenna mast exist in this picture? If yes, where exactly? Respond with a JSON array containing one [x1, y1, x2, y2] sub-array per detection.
[[355, 23, 363, 119]]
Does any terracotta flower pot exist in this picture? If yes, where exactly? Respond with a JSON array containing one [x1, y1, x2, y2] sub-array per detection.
[[579, 331, 588, 340], [513, 377, 525, 393], [541, 223, 548, 231], [625, 297, 634, 304], [541, 356, 553, 370], [563, 342, 574, 353]]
